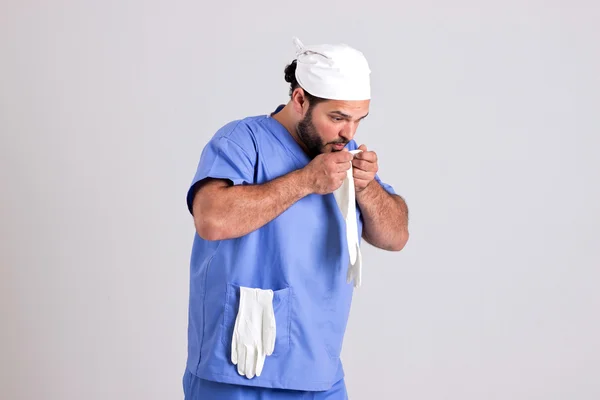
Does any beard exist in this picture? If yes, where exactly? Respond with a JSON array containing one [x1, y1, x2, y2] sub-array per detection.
[[296, 107, 347, 158]]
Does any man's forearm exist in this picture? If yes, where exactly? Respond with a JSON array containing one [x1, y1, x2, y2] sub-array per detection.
[[193, 170, 311, 241], [356, 181, 409, 251]]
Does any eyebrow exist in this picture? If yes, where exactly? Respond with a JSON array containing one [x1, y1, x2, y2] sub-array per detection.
[[330, 111, 369, 120]]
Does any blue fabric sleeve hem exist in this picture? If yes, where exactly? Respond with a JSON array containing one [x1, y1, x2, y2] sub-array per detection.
[[186, 136, 256, 215], [375, 174, 397, 195], [186, 175, 249, 215]]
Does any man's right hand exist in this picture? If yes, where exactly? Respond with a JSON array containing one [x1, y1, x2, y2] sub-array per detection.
[[300, 150, 354, 195]]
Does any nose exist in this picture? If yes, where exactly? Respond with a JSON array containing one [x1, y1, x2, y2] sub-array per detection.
[[339, 123, 357, 142]]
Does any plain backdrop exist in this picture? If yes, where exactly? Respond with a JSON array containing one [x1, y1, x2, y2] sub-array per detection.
[[1, 1, 599, 399]]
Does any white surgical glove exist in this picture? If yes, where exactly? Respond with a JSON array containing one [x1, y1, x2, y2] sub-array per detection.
[[333, 149, 363, 288], [231, 286, 276, 379]]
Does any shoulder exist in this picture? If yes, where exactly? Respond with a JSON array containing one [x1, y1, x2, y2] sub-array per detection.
[[209, 114, 270, 154]]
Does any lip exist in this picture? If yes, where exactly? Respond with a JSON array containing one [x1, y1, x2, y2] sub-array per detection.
[[332, 143, 346, 150]]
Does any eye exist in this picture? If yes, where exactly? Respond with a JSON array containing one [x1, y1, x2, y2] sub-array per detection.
[[331, 116, 344, 122]]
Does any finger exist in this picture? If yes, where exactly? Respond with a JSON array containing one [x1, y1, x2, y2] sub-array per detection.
[[245, 344, 256, 379], [352, 169, 374, 180], [231, 332, 238, 365], [355, 150, 377, 162], [333, 151, 354, 163], [352, 159, 377, 172], [335, 173, 350, 186], [355, 247, 362, 287], [347, 266, 354, 283], [231, 312, 241, 365], [336, 162, 352, 173], [358, 144, 368, 152], [237, 343, 246, 376], [263, 308, 276, 356], [256, 353, 266, 377]]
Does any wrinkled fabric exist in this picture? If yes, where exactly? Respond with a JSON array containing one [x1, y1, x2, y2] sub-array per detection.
[[293, 37, 371, 101], [333, 150, 363, 287], [184, 105, 396, 391], [231, 287, 276, 378], [183, 368, 349, 400]]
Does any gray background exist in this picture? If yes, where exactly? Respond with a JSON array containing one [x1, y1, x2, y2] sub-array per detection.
[[1, 1, 599, 399]]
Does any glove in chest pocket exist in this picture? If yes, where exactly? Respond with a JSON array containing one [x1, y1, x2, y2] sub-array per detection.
[[221, 283, 291, 357]]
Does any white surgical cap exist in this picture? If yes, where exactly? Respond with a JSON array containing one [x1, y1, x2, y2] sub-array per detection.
[[292, 37, 371, 101]]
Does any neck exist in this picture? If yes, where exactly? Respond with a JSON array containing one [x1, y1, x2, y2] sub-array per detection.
[[272, 103, 309, 153]]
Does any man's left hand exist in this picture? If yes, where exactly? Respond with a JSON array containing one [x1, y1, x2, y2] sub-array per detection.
[[352, 144, 378, 193]]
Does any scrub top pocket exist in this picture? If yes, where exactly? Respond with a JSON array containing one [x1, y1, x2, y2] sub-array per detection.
[[221, 283, 291, 357]]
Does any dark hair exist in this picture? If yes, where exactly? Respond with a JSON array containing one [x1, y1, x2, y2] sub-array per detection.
[[284, 60, 326, 108]]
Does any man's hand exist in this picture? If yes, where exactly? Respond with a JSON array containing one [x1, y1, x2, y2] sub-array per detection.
[[352, 144, 378, 192], [300, 150, 354, 195]]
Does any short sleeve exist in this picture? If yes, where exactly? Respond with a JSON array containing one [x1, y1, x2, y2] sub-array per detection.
[[186, 131, 256, 215], [374, 173, 396, 195]]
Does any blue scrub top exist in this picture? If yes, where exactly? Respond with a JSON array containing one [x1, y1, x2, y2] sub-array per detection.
[[185, 105, 396, 391]]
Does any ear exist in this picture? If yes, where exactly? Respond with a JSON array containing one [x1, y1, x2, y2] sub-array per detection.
[[291, 88, 309, 116]]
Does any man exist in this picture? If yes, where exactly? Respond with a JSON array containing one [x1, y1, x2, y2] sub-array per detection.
[[182, 37, 409, 399]]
